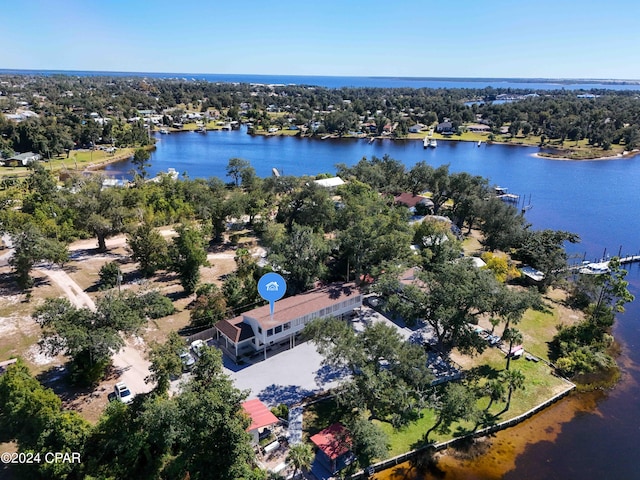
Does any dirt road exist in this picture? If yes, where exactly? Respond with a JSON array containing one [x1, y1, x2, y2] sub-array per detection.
[[35, 264, 154, 396], [36, 265, 96, 310]]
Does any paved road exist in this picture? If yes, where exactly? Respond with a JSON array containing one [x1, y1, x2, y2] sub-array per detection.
[[225, 341, 343, 407]]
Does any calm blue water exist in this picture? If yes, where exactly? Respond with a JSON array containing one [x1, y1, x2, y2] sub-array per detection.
[[106, 130, 640, 478], [107, 130, 640, 261], [2, 69, 640, 91]]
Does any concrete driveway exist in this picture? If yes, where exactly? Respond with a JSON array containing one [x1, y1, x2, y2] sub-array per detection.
[[224, 341, 345, 406]]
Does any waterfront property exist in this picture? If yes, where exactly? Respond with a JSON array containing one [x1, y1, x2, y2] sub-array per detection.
[[310, 423, 354, 476], [215, 283, 362, 361], [393, 192, 434, 213], [2, 151, 41, 167]]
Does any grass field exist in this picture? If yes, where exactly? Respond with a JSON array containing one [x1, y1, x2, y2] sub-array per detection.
[[0, 148, 136, 179]]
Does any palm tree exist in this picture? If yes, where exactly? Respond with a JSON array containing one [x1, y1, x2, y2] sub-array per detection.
[[287, 442, 314, 479], [499, 369, 525, 414], [484, 378, 506, 412], [503, 327, 523, 370]]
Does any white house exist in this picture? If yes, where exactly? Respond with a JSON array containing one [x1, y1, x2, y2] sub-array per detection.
[[3, 152, 41, 167], [215, 283, 362, 361]]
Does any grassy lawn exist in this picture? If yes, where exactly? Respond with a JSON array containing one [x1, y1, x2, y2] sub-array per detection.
[[462, 233, 483, 257], [406, 128, 627, 159], [177, 122, 224, 131], [252, 127, 300, 136], [0, 148, 136, 179], [303, 293, 576, 460], [303, 355, 570, 459]]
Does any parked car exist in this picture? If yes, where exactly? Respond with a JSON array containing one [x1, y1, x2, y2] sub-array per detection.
[[113, 382, 134, 404], [190, 339, 206, 358], [180, 350, 196, 371]]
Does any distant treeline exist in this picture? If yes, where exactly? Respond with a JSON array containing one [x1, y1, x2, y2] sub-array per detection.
[[2, 74, 640, 157]]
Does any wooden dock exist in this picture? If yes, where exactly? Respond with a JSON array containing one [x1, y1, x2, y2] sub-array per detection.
[[568, 254, 640, 274]]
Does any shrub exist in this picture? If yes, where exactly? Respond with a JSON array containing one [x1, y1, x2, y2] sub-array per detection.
[[131, 290, 175, 319], [270, 403, 289, 420], [99, 261, 122, 289]]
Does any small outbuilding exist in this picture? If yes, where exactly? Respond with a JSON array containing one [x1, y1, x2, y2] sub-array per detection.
[[520, 265, 544, 284], [310, 423, 354, 475], [242, 398, 279, 445]]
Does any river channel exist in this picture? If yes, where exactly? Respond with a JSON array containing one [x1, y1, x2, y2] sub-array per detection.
[[106, 129, 640, 479]]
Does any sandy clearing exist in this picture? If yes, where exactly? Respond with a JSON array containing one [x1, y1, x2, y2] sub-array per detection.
[[66, 227, 177, 253], [34, 263, 154, 395], [111, 339, 155, 395], [25, 344, 60, 366], [35, 265, 96, 310]]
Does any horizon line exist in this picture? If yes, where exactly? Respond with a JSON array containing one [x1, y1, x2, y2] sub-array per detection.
[[0, 68, 638, 84]]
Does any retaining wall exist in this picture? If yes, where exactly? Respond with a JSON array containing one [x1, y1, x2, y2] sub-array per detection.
[[349, 383, 575, 479]]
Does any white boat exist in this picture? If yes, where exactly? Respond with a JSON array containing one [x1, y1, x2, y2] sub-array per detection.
[[579, 261, 610, 275], [477, 141, 482, 147], [159, 128, 169, 134], [429, 139, 437, 148], [423, 136, 430, 148]]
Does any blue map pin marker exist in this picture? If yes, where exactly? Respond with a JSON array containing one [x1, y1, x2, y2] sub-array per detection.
[[258, 273, 287, 316]]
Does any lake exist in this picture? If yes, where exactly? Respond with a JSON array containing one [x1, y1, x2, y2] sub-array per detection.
[[106, 129, 640, 479]]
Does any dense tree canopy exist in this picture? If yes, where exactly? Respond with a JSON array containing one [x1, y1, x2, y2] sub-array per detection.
[[33, 293, 146, 384], [305, 317, 432, 427]]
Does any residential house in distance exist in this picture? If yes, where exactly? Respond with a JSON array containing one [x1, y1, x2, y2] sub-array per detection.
[[215, 283, 362, 361], [2, 152, 41, 167], [393, 192, 435, 214], [3, 110, 39, 122], [466, 123, 491, 132], [436, 121, 454, 134]]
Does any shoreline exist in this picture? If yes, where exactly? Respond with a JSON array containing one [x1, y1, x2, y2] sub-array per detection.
[[532, 149, 640, 161], [373, 389, 603, 480], [82, 150, 136, 171], [249, 129, 633, 162], [51, 129, 638, 176]]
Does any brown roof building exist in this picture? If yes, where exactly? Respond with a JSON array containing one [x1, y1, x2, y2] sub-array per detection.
[[215, 283, 362, 361], [393, 192, 435, 212]]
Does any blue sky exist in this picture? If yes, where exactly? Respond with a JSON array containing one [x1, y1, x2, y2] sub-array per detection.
[[2, 0, 639, 79]]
